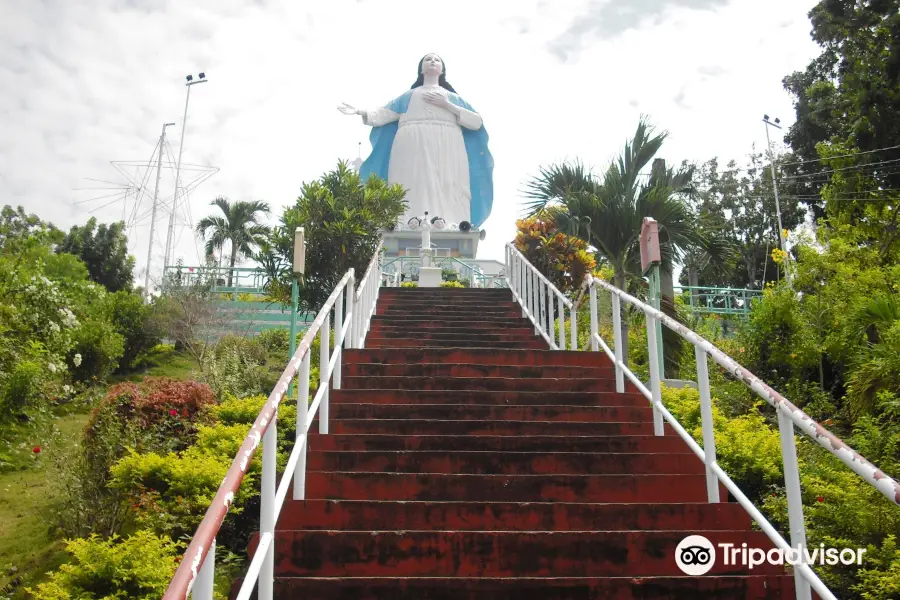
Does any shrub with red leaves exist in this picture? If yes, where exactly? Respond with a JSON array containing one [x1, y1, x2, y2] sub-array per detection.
[[86, 378, 216, 454]]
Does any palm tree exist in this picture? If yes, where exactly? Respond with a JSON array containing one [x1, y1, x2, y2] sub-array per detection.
[[196, 197, 270, 287], [523, 118, 732, 367]]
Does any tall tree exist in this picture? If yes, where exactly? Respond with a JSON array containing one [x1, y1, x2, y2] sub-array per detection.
[[523, 118, 732, 368], [783, 0, 900, 219], [57, 217, 135, 292], [196, 197, 270, 287], [682, 154, 806, 289], [259, 161, 407, 314]]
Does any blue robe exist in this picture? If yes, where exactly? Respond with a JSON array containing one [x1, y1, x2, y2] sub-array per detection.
[[358, 89, 494, 229]]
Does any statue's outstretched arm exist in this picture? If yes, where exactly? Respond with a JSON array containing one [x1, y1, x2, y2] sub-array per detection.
[[339, 101, 400, 127]]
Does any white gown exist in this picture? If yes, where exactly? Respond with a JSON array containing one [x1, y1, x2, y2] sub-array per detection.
[[363, 85, 483, 225]]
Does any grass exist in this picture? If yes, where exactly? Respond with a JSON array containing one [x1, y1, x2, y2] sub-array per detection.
[[0, 351, 200, 598], [0, 411, 89, 599]]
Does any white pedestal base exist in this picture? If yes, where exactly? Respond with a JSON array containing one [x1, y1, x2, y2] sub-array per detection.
[[418, 267, 442, 288]]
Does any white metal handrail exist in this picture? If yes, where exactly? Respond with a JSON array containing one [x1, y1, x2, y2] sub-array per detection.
[[163, 243, 385, 600], [578, 274, 900, 600], [505, 244, 576, 350], [502, 247, 899, 600]]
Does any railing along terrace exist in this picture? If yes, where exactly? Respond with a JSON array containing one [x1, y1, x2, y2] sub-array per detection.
[[162, 243, 385, 600], [504, 243, 900, 600], [382, 255, 488, 287], [163, 265, 270, 293], [675, 285, 763, 316]]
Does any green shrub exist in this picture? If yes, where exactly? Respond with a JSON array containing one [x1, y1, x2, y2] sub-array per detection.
[[200, 344, 269, 400], [256, 328, 290, 353], [214, 394, 298, 449], [661, 385, 783, 498], [107, 290, 160, 371], [401, 281, 418, 288], [27, 530, 181, 600], [441, 281, 465, 288], [853, 535, 900, 600], [67, 317, 125, 382]]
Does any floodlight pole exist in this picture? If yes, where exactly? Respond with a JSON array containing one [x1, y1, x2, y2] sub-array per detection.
[[144, 122, 175, 302]]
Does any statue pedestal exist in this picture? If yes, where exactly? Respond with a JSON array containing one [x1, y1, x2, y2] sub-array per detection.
[[418, 267, 442, 288]]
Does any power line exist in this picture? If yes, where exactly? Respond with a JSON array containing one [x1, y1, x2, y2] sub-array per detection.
[[780, 143, 900, 168], [782, 157, 900, 181]]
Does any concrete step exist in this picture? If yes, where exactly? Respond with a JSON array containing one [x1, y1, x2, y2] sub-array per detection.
[[368, 325, 538, 337], [305, 472, 719, 502], [342, 362, 615, 379], [274, 499, 752, 531], [343, 348, 612, 367], [327, 419, 666, 436], [305, 450, 705, 475], [306, 434, 694, 454], [243, 575, 796, 599], [329, 403, 652, 422], [340, 376, 623, 393], [365, 338, 548, 349], [329, 389, 646, 406], [257, 530, 782, 577], [365, 332, 541, 344]]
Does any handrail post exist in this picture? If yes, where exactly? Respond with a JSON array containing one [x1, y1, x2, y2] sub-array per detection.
[[346, 271, 355, 350], [695, 347, 720, 503], [530, 270, 538, 334], [538, 276, 546, 337], [557, 294, 565, 350], [334, 285, 344, 390], [778, 410, 812, 600], [589, 282, 599, 352], [520, 257, 527, 319], [192, 538, 215, 599], [570, 302, 577, 351], [611, 293, 625, 393], [319, 315, 330, 434], [259, 413, 277, 600], [646, 309, 665, 436], [293, 353, 310, 499]]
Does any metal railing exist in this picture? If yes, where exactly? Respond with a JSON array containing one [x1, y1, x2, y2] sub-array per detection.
[[675, 285, 763, 316], [503, 244, 900, 600], [505, 245, 577, 350], [381, 255, 488, 287], [162, 244, 384, 600]]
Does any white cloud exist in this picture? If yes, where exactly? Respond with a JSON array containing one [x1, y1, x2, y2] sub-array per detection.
[[0, 0, 819, 286]]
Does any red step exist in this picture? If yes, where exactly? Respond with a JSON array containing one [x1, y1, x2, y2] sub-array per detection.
[[259, 530, 783, 577], [343, 362, 614, 378], [305, 450, 705, 474], [344, 348, 613, 367], [306, 434, 694, 453], [245, 575, 796, 599], [275, 499, 752, 531], [305, 472, 721, 502], [341, 375, 624, 392], [330, 389, 646, 406], [365, 338, 548, 349], [328, 403, 653, 422], [365, 332, 541, 344], [327, 418, 666, 436]]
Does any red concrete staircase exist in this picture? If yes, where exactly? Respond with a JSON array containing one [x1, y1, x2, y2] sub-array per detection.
[[237, 287, 796, 598]]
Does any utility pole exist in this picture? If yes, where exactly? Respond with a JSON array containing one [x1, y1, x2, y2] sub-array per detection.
[[164, 72, 208, 271], [145, 122, 176, 302], [763, 115, 791, 284]]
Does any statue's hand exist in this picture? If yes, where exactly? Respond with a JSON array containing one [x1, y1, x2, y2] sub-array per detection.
[[423, 90, 453, 111], [338, 102, 360, 116]]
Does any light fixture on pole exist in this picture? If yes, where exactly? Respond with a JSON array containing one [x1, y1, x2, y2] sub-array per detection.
[[164, 72, 209, 271], [762, 114, 791, 285]]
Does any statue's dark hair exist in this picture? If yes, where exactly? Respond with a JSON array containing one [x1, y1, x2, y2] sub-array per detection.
[[410, 54, 457, 93]]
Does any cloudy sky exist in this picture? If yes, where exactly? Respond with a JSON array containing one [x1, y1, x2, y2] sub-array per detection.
[[1, 0, 820, 286]]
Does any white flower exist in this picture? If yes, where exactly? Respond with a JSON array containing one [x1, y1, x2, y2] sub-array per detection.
[[73, 354, 82, 367], [48, 362, 57, 374], [49, 322, 61, 335], [63, 385, 72, 394]]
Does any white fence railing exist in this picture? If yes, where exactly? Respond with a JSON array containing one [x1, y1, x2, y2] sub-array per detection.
[[505, 244, 577, 350], [503, 243, 900, 600], [162, 243, 384, 600]]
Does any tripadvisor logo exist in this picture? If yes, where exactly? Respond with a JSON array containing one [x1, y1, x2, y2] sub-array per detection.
[[675, 535, 867, 575]]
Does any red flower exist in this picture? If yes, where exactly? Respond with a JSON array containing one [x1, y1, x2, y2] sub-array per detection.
[[169, 409, 178, 416], [32, 446, 41, 454], [816, 496, 825, 503]]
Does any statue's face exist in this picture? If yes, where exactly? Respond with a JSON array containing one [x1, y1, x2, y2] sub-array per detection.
[[421, 54, 443, 76]]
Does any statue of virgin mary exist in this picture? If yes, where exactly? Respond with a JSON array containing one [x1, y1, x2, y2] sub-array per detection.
[[339, 53, 493, 228]]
